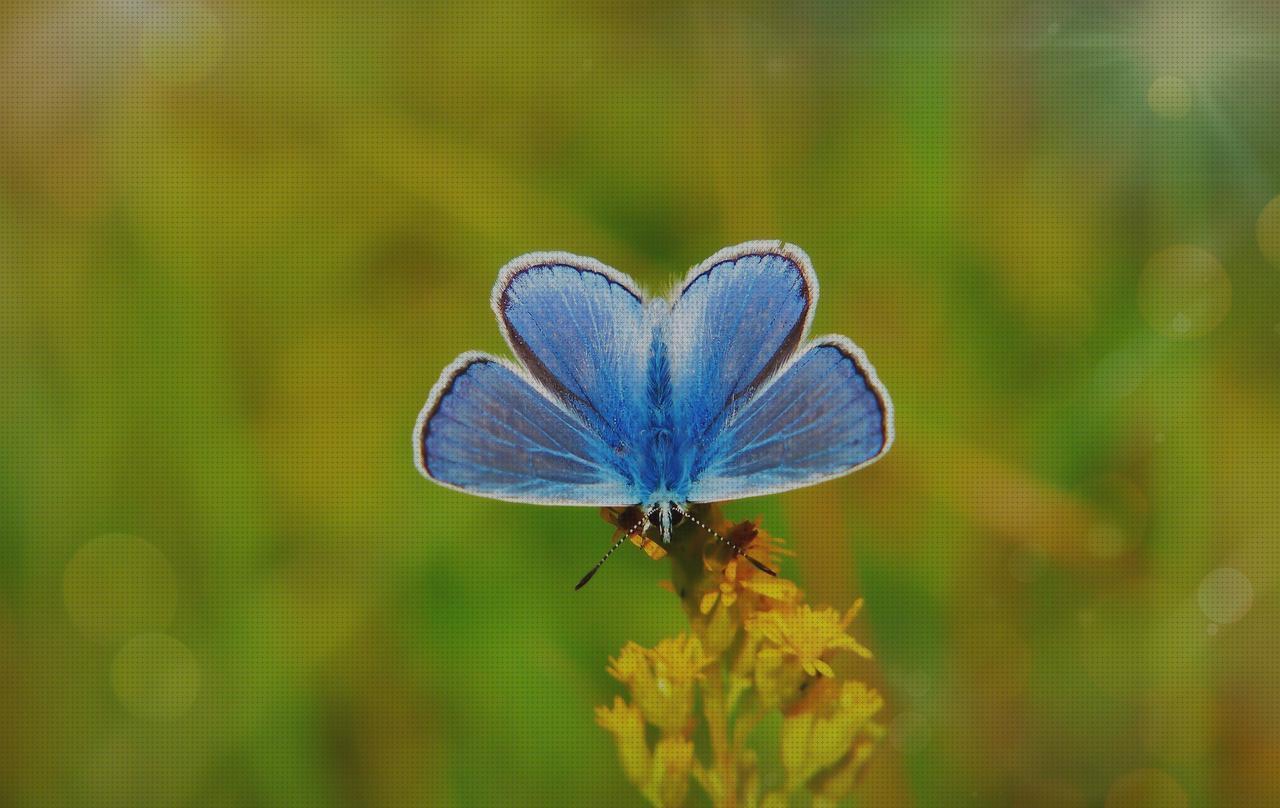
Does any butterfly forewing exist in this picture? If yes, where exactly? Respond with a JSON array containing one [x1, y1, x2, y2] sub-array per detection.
[[664, 243, 815, 452], [494, 255, 651, 459]]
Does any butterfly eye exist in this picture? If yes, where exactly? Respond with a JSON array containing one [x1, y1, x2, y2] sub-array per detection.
[[669, 509, 685, 527], [645, 506, 661, 526]]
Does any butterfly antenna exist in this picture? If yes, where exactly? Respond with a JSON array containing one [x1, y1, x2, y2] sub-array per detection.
[[674, 505, 777, 577], [575, 514, 647, 591]]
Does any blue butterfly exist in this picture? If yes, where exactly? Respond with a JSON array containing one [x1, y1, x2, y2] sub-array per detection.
[[413, 242, 893, 562]]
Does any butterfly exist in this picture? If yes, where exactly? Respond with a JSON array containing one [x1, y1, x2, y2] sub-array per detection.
[[413, 241, 893, 580]]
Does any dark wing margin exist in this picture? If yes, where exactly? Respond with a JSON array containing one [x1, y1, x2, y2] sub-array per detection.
[[664, 241, 818, 446], [491, 252, 651, 453]]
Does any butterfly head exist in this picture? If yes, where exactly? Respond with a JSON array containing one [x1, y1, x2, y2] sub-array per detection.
[[644, 501, 686, 543]]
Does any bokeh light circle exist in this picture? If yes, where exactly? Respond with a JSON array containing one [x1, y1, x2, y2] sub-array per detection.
[[1138, 245, 1231, 339], [1257, 196, 1280, 267], [1147, 76, 1191, 120], [110, 633, 201, 721], [1105, 768, 1188, 808], [63, 534, 178, 643], [1198, 566, 1253, 625]]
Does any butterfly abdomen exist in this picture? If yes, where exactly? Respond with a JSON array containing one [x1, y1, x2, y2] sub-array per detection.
[[647, 330, 673, 416], [635, 330, 690, 499]]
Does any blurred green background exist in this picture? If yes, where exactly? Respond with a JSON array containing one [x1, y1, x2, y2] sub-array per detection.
[[3, 1, 1280, 806]]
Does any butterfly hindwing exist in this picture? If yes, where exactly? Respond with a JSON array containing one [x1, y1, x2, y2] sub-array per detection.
[[687, 336, 893, 502], [414, 353, 635, 505], [665, 242, 815, 447], [493, 253, 651, 455]]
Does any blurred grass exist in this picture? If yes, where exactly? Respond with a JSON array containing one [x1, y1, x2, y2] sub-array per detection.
[[3, 1, 1280, 806]]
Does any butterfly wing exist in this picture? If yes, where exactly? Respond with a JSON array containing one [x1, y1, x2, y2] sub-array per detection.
[[665, 242, 816, 449], [414, 353, 636, 504], [493, 253, 651, 456], [687, 336, 893, 502]]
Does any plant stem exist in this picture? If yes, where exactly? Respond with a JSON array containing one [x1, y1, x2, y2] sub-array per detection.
[[703, 663, 737, 808], [731, 703, 768, 755]]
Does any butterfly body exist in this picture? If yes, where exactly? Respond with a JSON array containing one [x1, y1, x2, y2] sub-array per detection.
[[415, 242, 893, 543]]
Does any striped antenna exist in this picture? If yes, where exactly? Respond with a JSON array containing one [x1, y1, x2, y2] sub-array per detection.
[[575, 512, 648, 590], [674, 505, 777, 577]]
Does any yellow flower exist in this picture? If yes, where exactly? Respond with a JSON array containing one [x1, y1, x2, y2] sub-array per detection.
[[608, 634, 712, 733], [741, 572, 800, 602], [595, 697, 650, 786], [750, 644, 809, 709], [779, 678, 884, 791], [699, 521, 798, 615], [595, 699, 697, 807], [744, 600, 872, 678], [808, 728, 884, 805], [630, 529, 668, 560], [699, 557, 800, 615], [596, 507, 885, 807], [645, 735, 695, 808]]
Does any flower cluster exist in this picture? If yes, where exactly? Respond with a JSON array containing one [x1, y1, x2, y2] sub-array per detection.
[[594, 505, 884, 808]]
